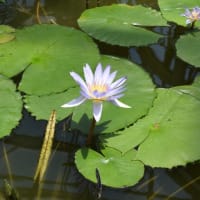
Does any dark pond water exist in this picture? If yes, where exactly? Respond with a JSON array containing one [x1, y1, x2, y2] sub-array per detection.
[[0, 0, 200, 199]]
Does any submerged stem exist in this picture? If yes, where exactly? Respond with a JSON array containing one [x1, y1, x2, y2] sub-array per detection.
[[86, 117, 96, 146]]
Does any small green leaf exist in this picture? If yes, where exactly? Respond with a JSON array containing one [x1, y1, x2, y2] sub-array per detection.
[[176, 31, 200, 67], [158, 0, 200, 27], [0, 75, 22, 138], [78, 4, 168, 46], [75, 147, 144, 188]]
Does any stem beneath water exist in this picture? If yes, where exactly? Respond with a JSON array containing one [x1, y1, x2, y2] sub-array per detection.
[[86, 117, 96, 146]]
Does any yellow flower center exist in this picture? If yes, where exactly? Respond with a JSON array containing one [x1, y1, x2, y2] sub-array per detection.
[[191, 11, 199, 20], [89, 84, 108, 100]]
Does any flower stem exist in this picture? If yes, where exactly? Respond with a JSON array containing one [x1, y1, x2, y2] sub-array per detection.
[[191, 21, 195, 29], [86, 117, 96, 146]]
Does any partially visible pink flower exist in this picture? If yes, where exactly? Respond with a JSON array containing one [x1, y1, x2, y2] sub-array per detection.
[[181, 7, 200, 25], [61, 63, 131, 122]]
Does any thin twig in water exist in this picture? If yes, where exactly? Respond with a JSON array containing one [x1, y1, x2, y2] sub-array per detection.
[[34, 110, 56, 182], [86, 117, 96, 146], [2, 142, 13, 185], [165, 175, 200, 200], [36, 0, 41, 24]]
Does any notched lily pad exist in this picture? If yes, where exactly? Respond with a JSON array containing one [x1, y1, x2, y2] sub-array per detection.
[[0, 75, 22, 138], [75, 147, 144, 188], [24, 55, 156, 134], [0, 24, 100, 95], [78, 4, 168, 46], [136, 86, 200, 168], [105, 78, 200, 168], [176, 31, 200, 67]]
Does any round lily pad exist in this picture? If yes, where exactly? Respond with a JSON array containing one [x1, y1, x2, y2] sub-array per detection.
[[0, 75, 22, 138], [24, 55, 156, 134], [0, 24, 100, 95], [78, 4, 167, 46], [158, 0, 200, 27], [75, 147, 144, 188], [176, 31, 200, 67], [24, 90, 76, 121], [136, 86, 200, 168]]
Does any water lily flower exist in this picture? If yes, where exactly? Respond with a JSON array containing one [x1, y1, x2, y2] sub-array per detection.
[[61, 63, 131, 122], [181, 7, 200, 25]]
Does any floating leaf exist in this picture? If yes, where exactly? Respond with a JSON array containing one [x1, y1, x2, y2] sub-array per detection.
[[136, 86, 200, 168], [102, 118, 150, 154], [158, 0, 200, 27], [0, 24, 100, 95], [0, 75, 22, 138], [24, 55, 156, 134], [75, 147, 144, 188], [104, 80, 200, 168], [176, 31, 200, 67], [78, 4, 167, 46], [0, 25, 15, 44], [24, 90, 75, 121]]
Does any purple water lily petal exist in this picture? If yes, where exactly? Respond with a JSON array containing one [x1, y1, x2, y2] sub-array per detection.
[[93, 102, 103, 122], [95, 63, 103, 85], [70, 72, 89, 93], [62, 63, 131, 122], [105, 86, 126, 98], [186, 19, 192, 24], [106, 71, 117, 85], [84, 64, 94, 85], [111, 99, 131, 108], [61, 96, 86, 108], [102, 65, 111, 84], [110, 76, 127, 89], [182, 7, 200, 25], [107, 93, 124, 101]]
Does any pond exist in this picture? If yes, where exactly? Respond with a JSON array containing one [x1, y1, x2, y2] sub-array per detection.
[[0, 0, 200, 199]]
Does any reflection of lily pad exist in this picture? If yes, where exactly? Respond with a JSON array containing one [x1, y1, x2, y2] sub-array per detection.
[[0, 24, 100, 95], [0, 25, 15, 44], [0, 76, 22, 138], [158, 0, 200, 27], [78, 4, 167, 46], [75, 147, 144, 188], [24, 55, 156, 134], [176, 31, 200, 67]]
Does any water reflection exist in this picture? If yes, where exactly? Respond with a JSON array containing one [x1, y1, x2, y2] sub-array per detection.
[[0, 109, 200, 199], [129, 25, 199, 87], [0, 133, 199, 199]]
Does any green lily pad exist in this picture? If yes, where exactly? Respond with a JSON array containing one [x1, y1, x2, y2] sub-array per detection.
[[136, 86, 200, 168], [158, 0, 200, 27], [78, 4, 168, 47], [24, 90, 75, 121], [101, 117, 150, 154], [0, 25, 15, 44], [75, 147, 144, 188], [0, 24, 100, 95], [24, 55, 156, 134], [0, 75, 22, 138], [176, 31, 200, 67]]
